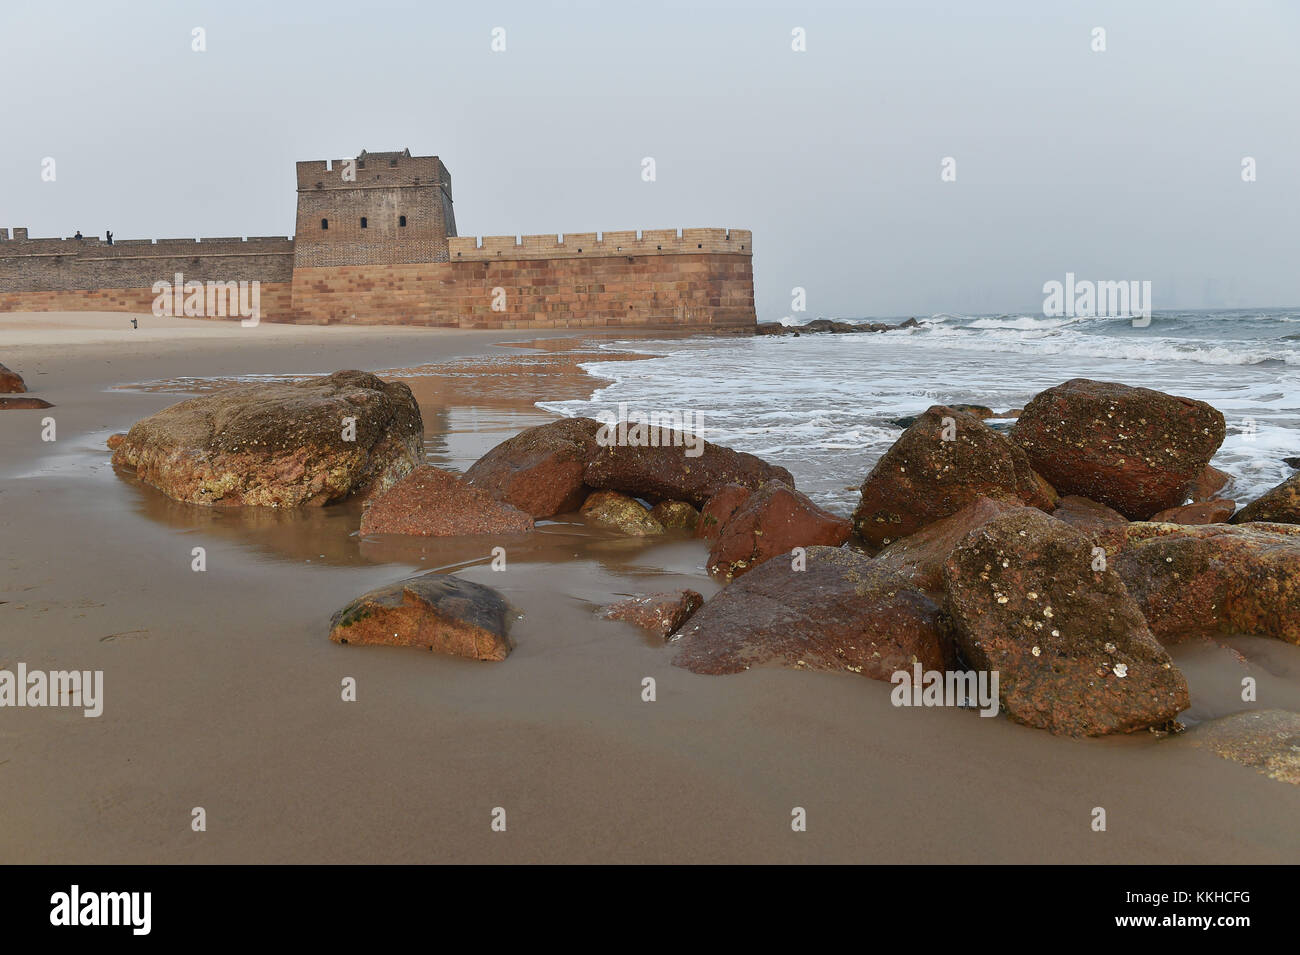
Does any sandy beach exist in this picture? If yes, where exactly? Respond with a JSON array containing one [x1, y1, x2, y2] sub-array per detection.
[[1, 312, 1298, 864]]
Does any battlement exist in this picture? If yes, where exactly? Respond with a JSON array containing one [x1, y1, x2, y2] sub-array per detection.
[[295, 149, 452, 197], [447, 227, 752, 261], [0, 230, 294, 257]]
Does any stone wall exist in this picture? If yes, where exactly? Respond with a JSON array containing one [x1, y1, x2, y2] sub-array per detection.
[[289, 248, 754, 328]]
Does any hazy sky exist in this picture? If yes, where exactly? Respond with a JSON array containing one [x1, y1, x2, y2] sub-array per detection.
[[3, 0, 1296, 318]]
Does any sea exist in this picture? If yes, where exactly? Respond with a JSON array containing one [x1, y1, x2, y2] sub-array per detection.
[[538, 309, 1300, 516]]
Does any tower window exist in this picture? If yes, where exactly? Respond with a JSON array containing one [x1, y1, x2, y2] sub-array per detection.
[[360, 217, 367, 229], [399, 216, 407, 227], [321, 218, 328, 230]]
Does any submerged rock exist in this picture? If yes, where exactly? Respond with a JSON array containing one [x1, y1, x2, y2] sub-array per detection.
[[707, 480, 850, 579], [328, 572, 512, 660], [852, 406, 1055, 549], [1010, 378, 1226, 519], [1186, 710, 1300, 785], [360, 466, 534, 537], [580, 490, 664, 536], [942, 508, 1189, 737], [464, 416, 603, 518], [672, 545, 952, 679], [111, 370, 422, 507], [603, 590, 704, 639]]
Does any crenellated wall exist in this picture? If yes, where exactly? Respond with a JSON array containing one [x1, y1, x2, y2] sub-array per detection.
[[0, 229, 295, 317]]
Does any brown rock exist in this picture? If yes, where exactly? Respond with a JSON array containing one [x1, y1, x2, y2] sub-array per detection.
[[360, 466, 534, 537], [1051, 495, 1129, 534], [111, 370, 422, 507], [328, 572, 512, 660], [583, 433, 793, 507], [1010, 378, 1226, 519], [707, 481, 850, 579], [694, 484, 753, 541], [1111, 521, 1300, 645], [0, 362, 25, 394], [0, 396, 54, 410], [672, 545, 953, 679], [851, 406, 1055, 549], [648, 500, 699, 531], [874, 496, 1026, 596], [1191, 464, 1230, 502], [106, 432, 127, 450], [580, 490, 664, 536], [1187, 710, 1300, 785], [1231, 471, 1300, 525], [1149, 499, 1235, 525], [603, 590, 704, 639], [464, 417, 603, 518], [942, 508, 1189, 737]]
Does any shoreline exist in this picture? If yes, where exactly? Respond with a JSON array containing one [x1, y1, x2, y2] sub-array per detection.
[[2, 312, 1298, 863]]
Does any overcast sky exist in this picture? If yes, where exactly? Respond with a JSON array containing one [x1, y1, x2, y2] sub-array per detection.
[[3, 0, 1296, 318]]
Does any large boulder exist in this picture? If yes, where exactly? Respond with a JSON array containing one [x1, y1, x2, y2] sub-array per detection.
[[360, 466, 533, 537], [112, 370, 422, 507], [1231, 472, 1300, 525], [671, 545, 953, 679], [874, 496, 1026, 596], [464, 417, 603, 518], [328, 572, 512, 660], [583, 433, 794, 507], [0, 362, 27, 393], [707, 480, 850, 579], [1010, 378, 1226, 519], [580, 490, 664, 536], [851, 406, 1055, 549], [603, 590, 704, 639], [1110, 522, 1300, 645], [942, 509, 1189, 737]]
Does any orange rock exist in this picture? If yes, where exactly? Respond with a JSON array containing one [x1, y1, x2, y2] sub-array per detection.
[[329, 572, 512, 660], [1149, 499, 1236, 524], [708, 480, 850, 579], [360, 466, 533, 537]]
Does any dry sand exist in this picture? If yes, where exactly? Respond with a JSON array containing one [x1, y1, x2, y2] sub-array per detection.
[[1, 312, 1297, 863]]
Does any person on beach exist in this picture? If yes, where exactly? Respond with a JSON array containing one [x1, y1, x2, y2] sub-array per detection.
[[74, 230, 83, 240], [106, 230, 113, 245]]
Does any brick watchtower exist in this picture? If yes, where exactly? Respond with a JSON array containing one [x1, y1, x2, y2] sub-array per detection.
[[292, 148, 456, 269]]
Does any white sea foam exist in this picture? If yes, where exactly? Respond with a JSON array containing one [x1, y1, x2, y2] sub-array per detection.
[[539, 310, 1300, 514]]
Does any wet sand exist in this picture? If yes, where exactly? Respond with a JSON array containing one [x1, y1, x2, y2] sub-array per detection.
[[1, 312, 1298, 863]]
